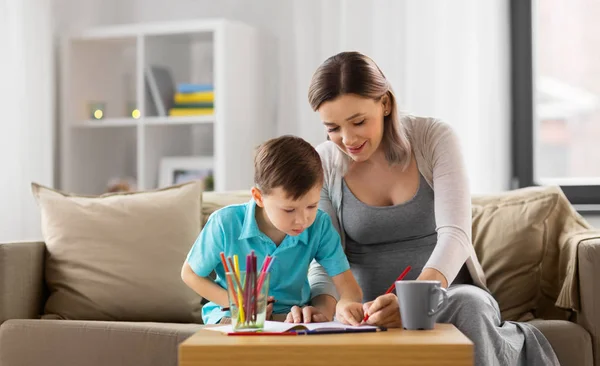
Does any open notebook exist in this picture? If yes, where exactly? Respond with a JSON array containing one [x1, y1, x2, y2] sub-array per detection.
[[207, 321, 385, 335]]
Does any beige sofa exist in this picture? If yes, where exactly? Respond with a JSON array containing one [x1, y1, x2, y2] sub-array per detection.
[[1, 186, 599, 366]]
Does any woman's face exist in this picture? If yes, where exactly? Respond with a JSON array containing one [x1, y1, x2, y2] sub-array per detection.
[[318, 93, 388, 162]]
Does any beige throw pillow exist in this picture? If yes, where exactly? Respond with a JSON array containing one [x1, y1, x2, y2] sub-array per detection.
[[201, 190, 252, 227], [471, 186, 583, 322], [32, 181, 204, 323]]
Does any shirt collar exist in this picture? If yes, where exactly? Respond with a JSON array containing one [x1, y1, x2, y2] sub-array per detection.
[[238, 199, 309, 245], [238, 199, 262, 240]]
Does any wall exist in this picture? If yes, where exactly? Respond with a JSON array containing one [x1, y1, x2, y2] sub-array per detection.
[[54, 0, 512, 197], [584, 215, 600, 228], [0, 0, 54, 242], [0, 0, 514, 242]]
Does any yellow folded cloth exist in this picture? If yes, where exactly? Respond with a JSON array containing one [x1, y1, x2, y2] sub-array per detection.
[[169, 108, 214, 117], [174, 91, 214, 103]]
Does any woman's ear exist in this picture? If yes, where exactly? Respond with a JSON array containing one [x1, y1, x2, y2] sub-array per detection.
[[251, 186, 265, 207], [381, 93, 391, 115]]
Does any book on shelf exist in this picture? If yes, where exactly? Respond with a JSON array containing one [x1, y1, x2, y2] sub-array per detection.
[[169, 108, 214, 117], [174, 91, 214, 104], [172, 102, 214, 109], [145, 66, 176, 117], [177, 83, 213, 94]]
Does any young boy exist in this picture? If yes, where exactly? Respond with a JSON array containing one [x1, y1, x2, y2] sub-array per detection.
[[181, 135, 364, 325]]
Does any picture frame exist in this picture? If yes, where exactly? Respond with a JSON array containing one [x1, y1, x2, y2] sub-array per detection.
[[159, 156, 214, 190]]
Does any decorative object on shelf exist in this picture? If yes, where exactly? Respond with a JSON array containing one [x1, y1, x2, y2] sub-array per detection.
[[89, 101, 106, 120], [145, 65, 175, 117], [126, 101, 140, 119], [106, 177, 137, 193], [169, 83, 214, 116], [159, 156, 214, 191]]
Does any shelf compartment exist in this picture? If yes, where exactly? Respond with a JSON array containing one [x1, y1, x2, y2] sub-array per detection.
[[144, 115, 214, 126], [68, 37, 138, 124], [143, 32, 214, 118], [142, 124, 214, 190]]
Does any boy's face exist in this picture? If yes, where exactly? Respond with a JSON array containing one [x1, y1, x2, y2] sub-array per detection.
[[253, 184, 321, 237]]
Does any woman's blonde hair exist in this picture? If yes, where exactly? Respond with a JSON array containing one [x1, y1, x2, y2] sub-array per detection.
[[308, 51, 411, 169]]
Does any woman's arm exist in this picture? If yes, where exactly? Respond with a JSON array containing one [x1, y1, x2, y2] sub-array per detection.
[[417, 268, 448, 288], [423, 121, 473, 287]]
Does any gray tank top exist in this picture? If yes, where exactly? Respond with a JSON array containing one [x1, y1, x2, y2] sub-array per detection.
[[342, 174, 471, 302]]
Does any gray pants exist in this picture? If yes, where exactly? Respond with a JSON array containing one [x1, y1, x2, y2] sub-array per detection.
[[438, 285, 560, 366]]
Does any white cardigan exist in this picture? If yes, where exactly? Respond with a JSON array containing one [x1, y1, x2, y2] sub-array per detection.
[[308, 115, 488, 298]]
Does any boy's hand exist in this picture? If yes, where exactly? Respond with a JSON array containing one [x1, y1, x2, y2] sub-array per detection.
[[284, 305, 332, 323], [336, 299, 364, 326], [266, 296, 275, 320]]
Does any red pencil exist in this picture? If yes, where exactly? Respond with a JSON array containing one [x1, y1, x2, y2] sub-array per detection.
[[362, 266, 411, 323], [227, 331, 297, 336]]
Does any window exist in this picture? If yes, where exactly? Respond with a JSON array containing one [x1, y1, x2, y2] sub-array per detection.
[[511, 0, 600, 206]]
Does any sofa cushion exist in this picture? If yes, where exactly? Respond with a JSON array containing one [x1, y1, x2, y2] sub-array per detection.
[[201, 190, 252, 227], [527, 319, 593, 366], [471, 186, 591, 321], [32, 182, 204, 323], [0, 319, 203, 366]]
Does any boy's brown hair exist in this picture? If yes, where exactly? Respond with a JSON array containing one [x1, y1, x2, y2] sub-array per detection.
[[254, 135, 324, 200]]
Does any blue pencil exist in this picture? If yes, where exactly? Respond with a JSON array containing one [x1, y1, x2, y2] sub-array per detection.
[[294, 327, 387, 335]]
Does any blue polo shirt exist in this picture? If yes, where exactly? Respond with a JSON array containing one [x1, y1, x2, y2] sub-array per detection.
[[186, 200, 350, 324]]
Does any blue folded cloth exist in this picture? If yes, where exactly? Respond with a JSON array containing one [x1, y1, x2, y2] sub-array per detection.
[[177, 83, 214, 93]]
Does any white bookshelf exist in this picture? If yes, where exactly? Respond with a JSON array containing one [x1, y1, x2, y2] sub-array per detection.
[[59, 19, 276, 194]]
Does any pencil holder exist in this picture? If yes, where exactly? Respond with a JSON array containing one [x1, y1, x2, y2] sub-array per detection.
[[226, 271, 270, 332]]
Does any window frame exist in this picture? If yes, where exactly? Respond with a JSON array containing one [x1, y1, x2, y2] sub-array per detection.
[[510, 0, 600, 207]]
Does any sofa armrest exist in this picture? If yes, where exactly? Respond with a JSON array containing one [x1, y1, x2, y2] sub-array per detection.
[[0, 241, 45, 324], [576, 232, 600, 366]]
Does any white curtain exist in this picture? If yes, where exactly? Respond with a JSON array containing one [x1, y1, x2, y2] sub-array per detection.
[[291, 0, 511, 194], [0, 0, 54, 242], [49, 0, 510, 212]]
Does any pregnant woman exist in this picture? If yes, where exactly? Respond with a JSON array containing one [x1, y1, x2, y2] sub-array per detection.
[[301, 51, 559, 366]]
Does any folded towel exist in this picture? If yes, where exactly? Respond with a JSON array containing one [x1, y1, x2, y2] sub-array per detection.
[[169, 108, 214, 117], [174, 91, 214, 104], [177, 83, 214, 93], [172, 102, 214, 109]]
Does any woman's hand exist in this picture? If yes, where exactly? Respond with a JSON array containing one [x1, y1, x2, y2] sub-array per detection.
[[362, 293, 402, 328], [284, 305, 333, 323], [335, 299, 364, 326], [266, 296, 275, 320]]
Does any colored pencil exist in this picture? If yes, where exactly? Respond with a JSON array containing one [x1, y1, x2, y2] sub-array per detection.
[[221, 299, 275, 312], [227, 332, 297, 336], [362, 266, 411, 323], [220, 253, 238, 309]]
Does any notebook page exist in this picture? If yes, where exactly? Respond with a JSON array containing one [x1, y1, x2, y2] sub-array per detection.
[[206, 320, 377, 334]]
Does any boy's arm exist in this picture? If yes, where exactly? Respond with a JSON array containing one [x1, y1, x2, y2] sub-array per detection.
[[312, 212, 363, 324], [181, 262, 229, 307], [310, 293, 337, 319], [309, 187, 341, 301], [182, 213, 228, 307], [331, 270, 363, 303], [331, 270, 364, 325]]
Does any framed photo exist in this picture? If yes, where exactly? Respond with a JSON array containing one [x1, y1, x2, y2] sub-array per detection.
[[159, 156, 214, 190]]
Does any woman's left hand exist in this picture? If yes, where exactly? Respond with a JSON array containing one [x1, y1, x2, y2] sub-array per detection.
[[363, 293, 402, 328]]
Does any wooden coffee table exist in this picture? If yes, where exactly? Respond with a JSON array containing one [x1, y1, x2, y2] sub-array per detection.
[[179, 323, 473, 366]]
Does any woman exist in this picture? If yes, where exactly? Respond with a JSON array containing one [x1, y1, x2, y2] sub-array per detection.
[[292, 51, 559, 366]]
